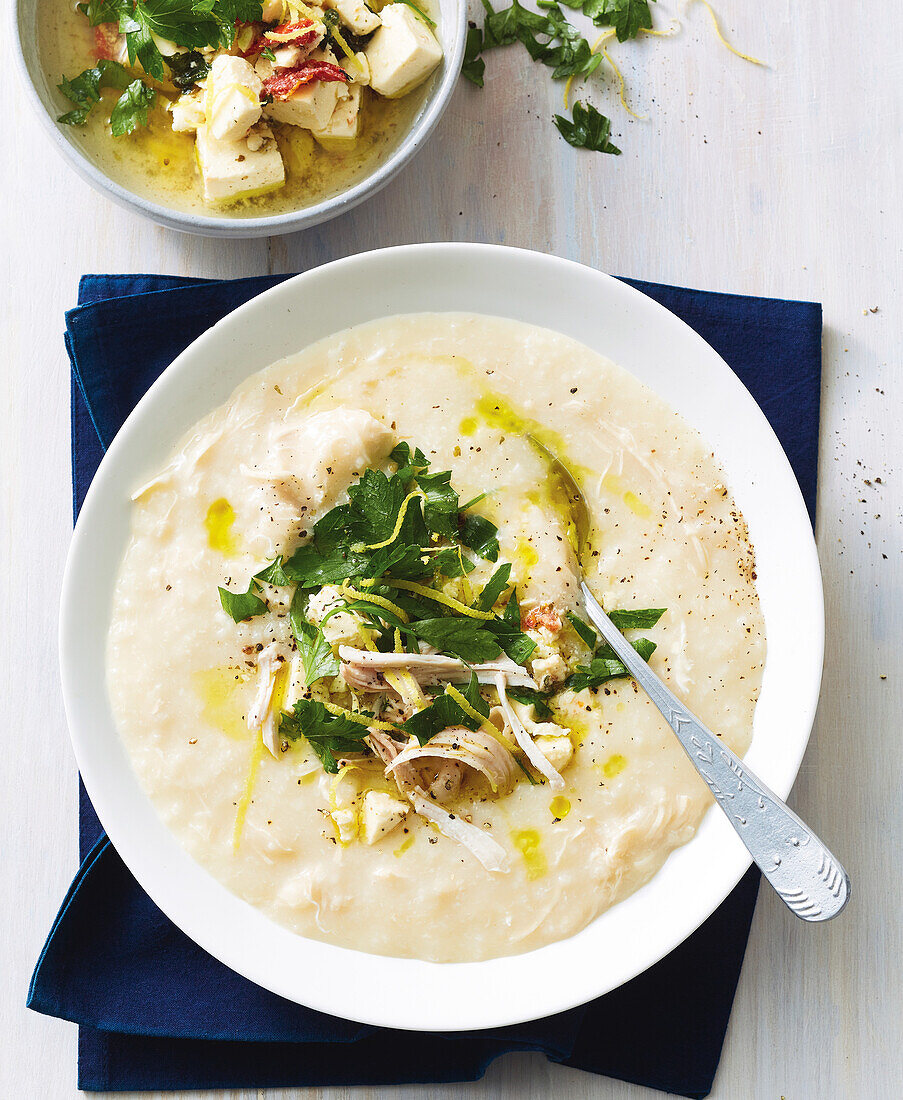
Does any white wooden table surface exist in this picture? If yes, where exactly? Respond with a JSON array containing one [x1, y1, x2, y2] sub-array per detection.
[[2, 1, 901, 1096]]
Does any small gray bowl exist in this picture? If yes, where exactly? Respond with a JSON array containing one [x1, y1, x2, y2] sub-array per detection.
[[12, 0, 466, 237]]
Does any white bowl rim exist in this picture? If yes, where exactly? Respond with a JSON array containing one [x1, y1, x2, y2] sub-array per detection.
[[58, 243, 825, 1031], [11, 0, 466, 238]]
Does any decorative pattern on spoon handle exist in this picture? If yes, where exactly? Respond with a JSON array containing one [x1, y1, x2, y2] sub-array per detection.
[[581, 584, 850, 922]]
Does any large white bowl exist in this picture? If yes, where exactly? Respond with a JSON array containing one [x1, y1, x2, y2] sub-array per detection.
[[59, 244, 824, 1030], [12, 0, 465, 237]]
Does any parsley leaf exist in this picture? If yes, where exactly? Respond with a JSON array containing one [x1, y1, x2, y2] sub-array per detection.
[[459, 513, 500, 561], [485, 590, 536, 664], [568, 636, 657, 691], [584, 0, 653, 41], [57, 59, 133, 126], [608, 607, 666, 630], [407, 618, 502, 663], [536, 1, 604, 78], [476, 562, 512, 611], [283, 543, 370, 589], [254, 557, 293, 586], [402, 673, 489, 745], [432, 546, 476, 577], [566, 610, 597, 649], [167, 49, 210, 90], [389, 441, 430, 478], [462, 24, 486, 85], [109, 78, 156, 135], [417, 469, 459, 539], [280, 699, 369, 773], [506, 686, 553, 718], [289, 589, 340, 685], [218, 580, 268, 622], [553, 101, 622, 154]]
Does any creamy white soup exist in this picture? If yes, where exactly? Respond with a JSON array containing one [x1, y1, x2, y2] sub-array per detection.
[[107, 314, 765, 962]]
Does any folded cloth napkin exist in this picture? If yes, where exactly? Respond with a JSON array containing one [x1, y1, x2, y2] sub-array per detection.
[[29, 272, 822, 1096]]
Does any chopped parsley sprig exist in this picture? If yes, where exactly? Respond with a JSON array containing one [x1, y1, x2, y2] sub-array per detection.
[[566, 607, 664, 690], [462, 0, 657, 154]]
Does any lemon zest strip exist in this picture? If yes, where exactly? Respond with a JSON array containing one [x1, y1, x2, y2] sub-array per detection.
[[444, 685, 516, 751], [639, 20, 681, 38], [340, 583, 409, 624], [389, 628, 426, 706], [386, 580, 495, 620], [353, 489, 425, 552], [232, 733, 265, 851], [322, 700, 400, 733], [690, 0, 767, 67], [599, 34, 646, 120]]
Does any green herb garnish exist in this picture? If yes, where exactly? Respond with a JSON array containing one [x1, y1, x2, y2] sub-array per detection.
[[462, 0, 645, 155], [462, 24, 486, 86], [580, 0, 653, 42], [289, 590, 341, 685], [280, 699, 370, 773], [406, 617, 503, 663], [566, 606, 663, 688], [56, 59, 152, 131], [506, 686, 553, 718], [218, 580, 268, 622], [459, 513, 500, 561], [568, 636, 657, 691], [401, 673, 490, 745], [167, 49, 211, 91], [608, 607, 666, 630], [553, 101, 621, 154], [485, 591, 537, 664]]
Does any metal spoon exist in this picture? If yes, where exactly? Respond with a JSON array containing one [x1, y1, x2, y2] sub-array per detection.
[[531, 436, 850, 922]]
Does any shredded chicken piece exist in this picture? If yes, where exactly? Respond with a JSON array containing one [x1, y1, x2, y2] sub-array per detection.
[[386, 726, 518, 795], [409, 792, 510, 873], [367, 729, 510, 871], [246, 641, 282, 758], [494, 673, 565, 790], [339, 647, 537, 693]]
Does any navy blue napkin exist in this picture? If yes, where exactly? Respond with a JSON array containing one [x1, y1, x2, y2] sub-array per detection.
[[29, 272, 822, 1096]]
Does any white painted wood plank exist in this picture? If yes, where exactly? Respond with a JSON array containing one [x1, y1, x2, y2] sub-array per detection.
[[2, 0, 900, 1096]]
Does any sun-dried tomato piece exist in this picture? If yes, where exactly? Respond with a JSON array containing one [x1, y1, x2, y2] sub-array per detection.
[[262, 60, 349, 100], [93, 23, 123, 62], [523, 603, 562, 634]]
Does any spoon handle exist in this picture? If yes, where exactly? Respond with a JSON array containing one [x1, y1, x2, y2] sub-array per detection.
[[580, 583, 850, 922]]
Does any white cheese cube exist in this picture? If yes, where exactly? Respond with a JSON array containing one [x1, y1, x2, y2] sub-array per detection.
[[169, 91, 205, 133], [534, 733, 574, 773], [194, 123, 285, 203], [531, 650, 568, 690], [264, 78, 349, 131], [360, 791, 409, 845], [331, 806, 358, 844], [271, 45, 303, 68], [325, 0, 382, 35], [365, 3, 441, 98], [312, 83, 362, 149], [205, 54, 263, 142]]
